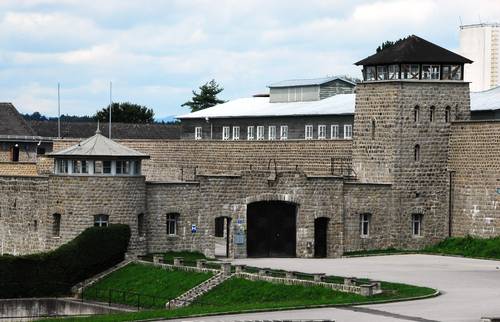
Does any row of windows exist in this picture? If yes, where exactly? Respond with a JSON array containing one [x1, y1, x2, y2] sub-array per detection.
[[195, 124, 353, 140], [364, 64, 462, 81], [55, 160, 141, 175], [360, 213, 422, 237], [414, 105, 452, 123]]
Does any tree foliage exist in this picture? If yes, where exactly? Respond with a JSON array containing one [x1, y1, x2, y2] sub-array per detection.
[[376, 38, 405, 53], [182, 79, 225, 112], [94, 102, 155, 123]]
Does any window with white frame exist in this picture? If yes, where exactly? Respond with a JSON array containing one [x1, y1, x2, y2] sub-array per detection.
[[247, 126, 255, 140], [377, 65, 388, 80], [166, 213, 179, 235], [422, 65, 440, 80], [232, 126, 240, 140], [268, 126, 276, 140], [94, 214, 109, 227], [222, 126, 230, 140], [318, 125, 326, 139], [412, 214, 423, 236], [57, 159, 69, 174], [280, 125, 288, 140], [256, 126, 265, 140], [116, 160, 129, 175], [195, 127, 202, 140], [401, 64, 420, 79], [388, 64, 400, 79], [360, 213, 371, 237], [344, 124, 352, 139], [365, 66, 376, 81], [305, 125, 313, 140], [331, 125, 339, 139]]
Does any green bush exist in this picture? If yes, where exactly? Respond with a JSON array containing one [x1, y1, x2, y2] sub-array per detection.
[[0, 224, 130, 298], [424, 235, 500, 259]]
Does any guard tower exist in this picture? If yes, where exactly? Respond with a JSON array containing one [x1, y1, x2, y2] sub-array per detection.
[[352, 35, 472, 248]]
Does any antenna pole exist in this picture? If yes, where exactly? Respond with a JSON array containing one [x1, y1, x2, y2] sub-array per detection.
[[109, 81, 112, 139], [57, 83, 61, 139]]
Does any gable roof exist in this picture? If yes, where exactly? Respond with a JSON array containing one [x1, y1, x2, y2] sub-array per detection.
[[355, 35, 473, 66], [176, 93, 355, 119], [29, 121, 180, 139], [268, 76, 356, 88], [0, 103, 36, 137], [49, 130, 149, 158]]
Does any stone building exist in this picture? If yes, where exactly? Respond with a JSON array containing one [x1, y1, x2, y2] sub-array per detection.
[[0, 35, 499, 260]]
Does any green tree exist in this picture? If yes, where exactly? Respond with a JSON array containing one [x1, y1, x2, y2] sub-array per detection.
[[182, 79, 225, 112], [376, 38, 405, 53], [94, 102, 155, 123]]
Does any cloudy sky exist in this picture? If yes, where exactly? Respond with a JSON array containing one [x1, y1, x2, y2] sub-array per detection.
[[1, 0, 499, 119]]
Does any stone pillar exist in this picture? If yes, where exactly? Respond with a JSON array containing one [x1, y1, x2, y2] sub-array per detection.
[[285, 271, 296, 279], [196, 259, 206, 269], [313, 273, 326, 282], [153, 255, 164, 264], [344, 277, 357, 286], [360, 284, 374, 296], [372, 281, 382, 293], [173, 257, 184, 266], [234, 264, 246, 273], [221, 262, 232, 276], [258, 268, 269, 277]]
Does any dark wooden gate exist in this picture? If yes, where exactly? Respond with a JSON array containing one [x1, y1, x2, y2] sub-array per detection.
[[314, 217, 329, 258], [247, 201, 297, 257]]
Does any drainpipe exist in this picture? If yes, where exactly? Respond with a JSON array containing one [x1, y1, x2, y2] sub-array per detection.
[[448, 170, 455, 237]]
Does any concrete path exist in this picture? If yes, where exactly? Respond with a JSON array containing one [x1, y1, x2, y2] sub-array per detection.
[[163, 254, 500, 322]]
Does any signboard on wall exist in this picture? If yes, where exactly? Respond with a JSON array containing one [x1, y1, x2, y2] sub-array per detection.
[[191, 224, 197, 233], [235, 231, 245, 245]]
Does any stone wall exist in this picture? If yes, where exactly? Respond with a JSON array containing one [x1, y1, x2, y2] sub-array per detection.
[[0, 162, 38, 176], [0, 176, 48, 255], [449, 121, 500, 237]]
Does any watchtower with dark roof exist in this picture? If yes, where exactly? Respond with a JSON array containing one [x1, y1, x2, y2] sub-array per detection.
[[352, 35, 473, 249]]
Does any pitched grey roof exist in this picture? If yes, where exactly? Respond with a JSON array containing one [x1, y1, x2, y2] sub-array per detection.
[[0, 103, 36, 136], [49, 130, 149, 158], [268, 76, 356, 88]]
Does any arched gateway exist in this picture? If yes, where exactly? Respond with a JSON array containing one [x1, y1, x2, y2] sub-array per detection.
[[246, 201, 297, 257]]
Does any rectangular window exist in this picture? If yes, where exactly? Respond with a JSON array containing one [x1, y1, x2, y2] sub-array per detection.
[[377, 65, 388, 80], [222, 126, 230, 140], [103, 161, 112, 174], [388, 64, 400, 79], [360, 213, 371, 237], [442, 65, 462, 80], [116, 161, 129, 175], [365, 66, 376, 81], [57, 159, 69, 174], [247, 126, 255, 140], [94, 214, 109, 227], [256, 126, 265, 140], [195, 127, 202, 140], [318, 125, 326, 139], [166, 213, 178, 235], [280, 125, 288, 140], [81, 160, 88, 174], [412, 214, 423, 236], [52, 213, 61, 237], [331, 125, 339, 139], [134, 161, 141, 175], [344, 124, 353, 139], [401, 64, 420, 79], [305, 125, 313, 140], [73, 160, 80, 174], [232, 126, 240, 140], [268, 126, 276, 140], [422, 65, 440, 80], [94, 161, 103, 174]]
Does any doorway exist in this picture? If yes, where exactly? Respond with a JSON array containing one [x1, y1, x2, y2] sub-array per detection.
[[214, 216, 231, 257], [314, 217, 329, 258]]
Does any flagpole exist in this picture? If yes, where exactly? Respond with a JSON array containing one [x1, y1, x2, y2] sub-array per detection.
[[109, 81, 112, 139]]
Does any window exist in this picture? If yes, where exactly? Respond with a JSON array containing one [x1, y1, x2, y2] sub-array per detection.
[[412, 214, 423, 236], [57, 159, 69, 174], [318, 125, 326, 139], [134, 161, 141, 175], [195, 127, 202, 140], [414, 144, 420, 162], [365, 66, 376, 81], [137, 213, 145, 237], [360, 213, 371, 237], [166, 213, 179, 235], [247, 126, 255, 140], [331, 125, 339, 139], [116, 161, 129, 175], [429, 106, 435, 123], [414, 106, 420, 123], [268, 126, 276, 140], [222, 126, 230, 140], [422, 65, 440, 80], [371, 120, 376, 139], [94, 214, 109, 227], [232, 126, 240, 140], [445, 106, 451, 123], [401, 64, 420, 79], [73, 160, 80, 174], [103, 161, 112, 174], [256, 126, 265, 140], [280, 125, 288, 140], [377, 65, 388, 80], [52, 213, 61, 237], [388, 64, 399, 79], [81, 160, 89, 174], [442, 65, 462, 80], [305, 125, 313, 140], [344, 124, 352, 139]]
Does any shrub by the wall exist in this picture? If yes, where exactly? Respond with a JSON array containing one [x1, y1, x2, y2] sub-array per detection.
[[0, 224, 130, 298]]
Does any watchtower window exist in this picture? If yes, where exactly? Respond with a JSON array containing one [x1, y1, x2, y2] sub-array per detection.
[[52, 213, 61, 237], [429, 106, 435, 123], [445, 106, 451, 123], [414, 144, 420, 162], [414, 106, 420, 123], [94, 214, 109, 227]]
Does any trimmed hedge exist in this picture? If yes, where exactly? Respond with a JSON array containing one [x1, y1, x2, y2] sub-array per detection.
[[0, 224, 130, 298]]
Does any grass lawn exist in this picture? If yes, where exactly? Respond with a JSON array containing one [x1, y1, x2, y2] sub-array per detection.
[[422, 236, 500, 259], [41, 276, 435, 322], [82, 263, 213, 309]]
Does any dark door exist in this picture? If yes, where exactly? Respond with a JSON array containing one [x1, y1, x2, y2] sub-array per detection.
[[11, 146, 19, 162], [247, 201, 296, 257], [314, 217, 329, 258]]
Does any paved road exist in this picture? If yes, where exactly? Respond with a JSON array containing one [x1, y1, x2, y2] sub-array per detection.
[[165, 254, 500, 322]]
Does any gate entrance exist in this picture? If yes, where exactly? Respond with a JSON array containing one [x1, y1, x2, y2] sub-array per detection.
[[314, 217, 329, 258], [247, 201, 297, 257]]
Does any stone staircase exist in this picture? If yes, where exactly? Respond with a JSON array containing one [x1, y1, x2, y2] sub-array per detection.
[[166, 272, 231, 309]]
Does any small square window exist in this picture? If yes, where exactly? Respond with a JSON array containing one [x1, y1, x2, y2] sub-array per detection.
[[94, 214, 109, 227]]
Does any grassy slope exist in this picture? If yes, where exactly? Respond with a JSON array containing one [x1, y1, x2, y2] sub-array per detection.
[[82, 263, 213, 309], [42, 277, 435, 322]]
